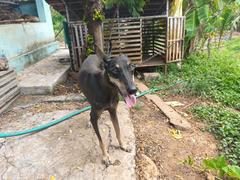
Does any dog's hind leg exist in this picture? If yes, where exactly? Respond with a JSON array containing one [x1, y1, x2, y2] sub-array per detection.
[[90, 109, 113, 166], [108, 108, 132, 153]]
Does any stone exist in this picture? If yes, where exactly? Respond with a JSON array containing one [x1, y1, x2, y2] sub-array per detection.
[[0, 102, 136, 179], [138, 154, 160, 180], [143, 72, 160, 82], [18, 49, 70, 95], [166, 101, 184, 107]]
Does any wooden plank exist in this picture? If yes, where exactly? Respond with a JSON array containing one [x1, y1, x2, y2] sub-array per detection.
[[136, 80, 191, 130], [182, 18, 186, 59], [104, 34, 141, 40], [0, 72, 16, 88], [107, 39, 141, 44], [129, 56, 142, 59], [104, 21, 140, 27], [105, 30, 141, 36], [165, 17, 169, 63], [155, 41, 165, 46], [0, 92, 20, 115], [0, 79, 18, 98], [111, 48, 141, 53], [0, 69, 14, 77], [154, 48, 165, 54], [154, 44, 166, 50], [111, 44, 141, 49], [108, 25, 141, 31], [173, 18, 177, 61], [0, 86, 20, 108]]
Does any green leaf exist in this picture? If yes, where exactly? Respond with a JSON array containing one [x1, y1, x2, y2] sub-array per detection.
[[203, 156, 228, 169], [195, 0, 209, 22], [227, 165, 240, 179]]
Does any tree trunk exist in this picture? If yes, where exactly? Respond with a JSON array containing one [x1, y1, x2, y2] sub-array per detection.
[[84, 0, 103, 50]]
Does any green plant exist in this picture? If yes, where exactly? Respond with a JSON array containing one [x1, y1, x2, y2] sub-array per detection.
[[103, 0, 145, 16], [50, 7, 65, 42], [192, 105, 240, 165], [183, 155, 195, 166], [152, 38, 240, 109], [183, 0, 240, 55], [133, 103, 142, 110], [86, 35, 94, 56], [203, 156, 240, 179], [93, 9, 105, 21]]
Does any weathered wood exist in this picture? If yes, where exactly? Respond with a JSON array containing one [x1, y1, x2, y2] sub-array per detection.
[[0, 79, 18, 98], [0, 92, 19, 115], [0, 69, 14, 77], [0, 86, 20, 108], [136, 80, 191, 131], [69, 15, 185, 70], [0, 69, 19, 115], [0, 72, 16, 88], [111, 44, 141, 49]]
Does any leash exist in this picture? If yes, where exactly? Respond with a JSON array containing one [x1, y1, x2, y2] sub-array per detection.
[[0, 84, 177, 138]]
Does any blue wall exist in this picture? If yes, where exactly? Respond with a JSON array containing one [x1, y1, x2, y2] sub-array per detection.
[[0, 0, 58, 73]]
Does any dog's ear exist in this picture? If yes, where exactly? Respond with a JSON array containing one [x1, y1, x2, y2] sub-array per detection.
[[95, 44, 109, 62]]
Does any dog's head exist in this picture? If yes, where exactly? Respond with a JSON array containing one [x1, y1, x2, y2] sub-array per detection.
[[95, 44, 137, 108]]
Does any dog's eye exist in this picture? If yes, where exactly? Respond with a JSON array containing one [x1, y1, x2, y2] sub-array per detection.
[[129, 64, 136, 71]]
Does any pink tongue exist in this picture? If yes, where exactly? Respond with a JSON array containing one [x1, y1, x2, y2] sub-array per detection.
[[124, 95, 137, 108]]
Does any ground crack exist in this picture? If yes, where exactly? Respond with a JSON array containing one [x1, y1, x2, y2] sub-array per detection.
[[1, 143, 17, 179]]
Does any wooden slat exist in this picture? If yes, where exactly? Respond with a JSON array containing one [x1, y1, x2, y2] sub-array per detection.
[[108, 25, 140, 31], [0, 69, 19, 114], [111, 48, 141, 53], [0, 71, 16, 88], [0, 86, 20, 108], [0, 79, 18, 98], [104, 34, 141, 40], [0, 69, 14, 77], [105, 30, 141, 36], [0, 92, 20, 115]]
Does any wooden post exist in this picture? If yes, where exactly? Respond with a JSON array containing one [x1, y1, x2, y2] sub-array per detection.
[[166, 0, 169, 16]]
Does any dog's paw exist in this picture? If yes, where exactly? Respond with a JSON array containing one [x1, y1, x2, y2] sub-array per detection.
[[102, 155, 113, 167], [120, 145, 132, 153], [102, 155, 121, 167]]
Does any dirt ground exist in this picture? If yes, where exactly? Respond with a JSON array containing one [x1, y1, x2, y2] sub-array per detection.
[[0, 76, 218, 179], [50, 79, 219, 179], [131, 95, 218, 180]]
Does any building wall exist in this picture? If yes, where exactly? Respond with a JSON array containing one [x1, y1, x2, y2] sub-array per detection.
[[0, 0, 58, 73]]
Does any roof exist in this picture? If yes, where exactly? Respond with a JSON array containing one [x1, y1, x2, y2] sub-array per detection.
[[46, 0, 169, 21]]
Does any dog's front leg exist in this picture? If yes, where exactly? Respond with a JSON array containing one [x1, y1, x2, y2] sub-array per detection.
[[108, 108, 131, 153], [90, 109, 113, 166]]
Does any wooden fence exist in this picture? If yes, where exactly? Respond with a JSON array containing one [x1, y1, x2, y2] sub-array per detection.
[[166, 17, 185, 63], [68, 16, 185, 71], [103, 18, 142, 63]]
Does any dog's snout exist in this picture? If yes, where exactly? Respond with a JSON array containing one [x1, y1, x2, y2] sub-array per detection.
[[128, 86, 137, 95]]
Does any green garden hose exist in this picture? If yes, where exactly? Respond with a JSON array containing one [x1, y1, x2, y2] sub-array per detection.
[[0, 85, 173, 138]]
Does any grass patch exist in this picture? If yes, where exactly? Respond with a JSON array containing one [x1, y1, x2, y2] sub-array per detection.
[[150, 38, 240, 166], [192, 105, 240, 165], [152, 38, 240, 109]]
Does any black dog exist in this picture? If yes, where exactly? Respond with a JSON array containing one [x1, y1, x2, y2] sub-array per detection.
[[79, 46, 137, 165]]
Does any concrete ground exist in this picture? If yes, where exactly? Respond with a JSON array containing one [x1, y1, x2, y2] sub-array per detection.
[[18, 48, 70, 95], [0, 102, 136, 179]]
